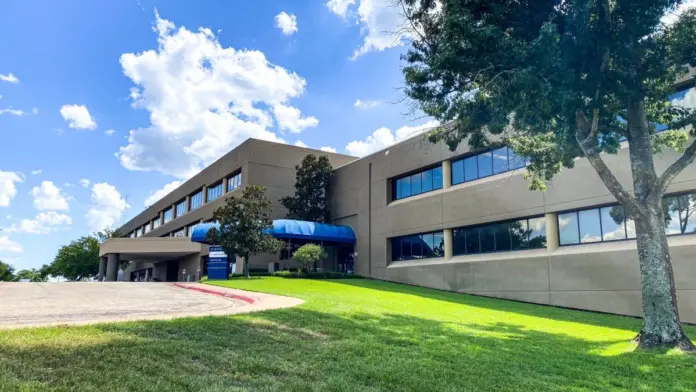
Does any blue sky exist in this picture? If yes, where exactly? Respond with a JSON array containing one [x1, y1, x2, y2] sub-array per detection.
[[0, 0, 438, 270]]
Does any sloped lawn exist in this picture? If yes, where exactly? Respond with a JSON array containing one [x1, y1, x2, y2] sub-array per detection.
[[1, 277, 695, 391]]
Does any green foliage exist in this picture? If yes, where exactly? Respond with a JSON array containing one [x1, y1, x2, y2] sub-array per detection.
[[402, 0, 696, 190], [291, 244, 327, 273], [47, 229, 124, 281], [0, 261, 15, 282], [271, 270, 360, 279], [207, 185, 285, 278], [13, 267, 49, 282], [280, 154, 333, 222]]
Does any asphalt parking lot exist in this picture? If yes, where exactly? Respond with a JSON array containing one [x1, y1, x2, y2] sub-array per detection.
[[0, 282, 302, 329]]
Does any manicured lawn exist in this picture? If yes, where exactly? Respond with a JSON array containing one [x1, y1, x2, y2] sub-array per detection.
[[1, 278, 696, 391]]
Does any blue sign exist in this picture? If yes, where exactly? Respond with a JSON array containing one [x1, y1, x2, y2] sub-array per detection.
[[208, 245, 230, 280]]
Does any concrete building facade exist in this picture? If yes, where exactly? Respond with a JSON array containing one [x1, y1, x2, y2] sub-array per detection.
[[102, 121, 696, 322]]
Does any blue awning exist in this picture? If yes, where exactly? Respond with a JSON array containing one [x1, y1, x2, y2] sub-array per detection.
[[190, 219, 356, 244]]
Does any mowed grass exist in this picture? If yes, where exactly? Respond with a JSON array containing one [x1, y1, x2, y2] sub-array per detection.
[[1, 278, 696, 391]]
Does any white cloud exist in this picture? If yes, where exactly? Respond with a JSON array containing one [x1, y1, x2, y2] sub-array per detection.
[[275, 11, 298, 35], [345, 120, 438, 157], [662, 0, 696, 25], [6, 211, 72, 234], [272, 104, 319, 133], [63, 182, 74, 188], [0, 171, 22, 207], [326, 0, 356, 18], [104, 129, 116, 136], [0, 73, 19, 83], [117, 11, 312, 179], [31, 170, 42, 175], [294, 140, 308, 148], [672, 87, 696, 109], [31, 181, 69, 211], [86, 183, 129, 232], [0, 236, 22, 253], [0, 107, 28, 116], [79, 179, 91, 188], [320, 146, 337, 153], [60, 104, 97, 130], [144, 180, 182, 207], [354, 99, 380, 109]]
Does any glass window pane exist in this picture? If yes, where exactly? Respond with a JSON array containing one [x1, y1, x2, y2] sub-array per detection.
[[433, 232, 444, 257], [559, 212, 580, 245], [465, 228, 480, 254], [411, 172, 422, 195], [527, 217, 547, 249], [395, 179, 402, 199], [626, 217, 636, 239], [578, 209, 602, 243], [480, 225, 496, 252], [493, 222, 511, 251], [511, 219, 529, 250], [411, 235, 423, 258], [492, 147, 509, 174], [679, 194, 696, 234], [392, 238, 402, 261], [600, 206, 627, 241], [663, 196, 682, 234], [401, 237, 412, 259], [452, 159, 464, 184], [453, 229, 466, 255], [508, 148, 527, 170], [422, 233, 435, 258], [432, 166, 443, 190], [464, 157, 478, 182], [422, 169, 433, 192], [478, 152, 493, 177], [400, 177, 411, 198]]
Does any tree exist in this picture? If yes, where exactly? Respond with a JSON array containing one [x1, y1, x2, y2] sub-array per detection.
[[13, 268, 48, 282], [292, 244, 327, 273], [401, 0, 696, 350], [0, 261, 15, 282], [280, 154, 334, 222], [49, 236, 101, 281], [208, 185, 285, 278]]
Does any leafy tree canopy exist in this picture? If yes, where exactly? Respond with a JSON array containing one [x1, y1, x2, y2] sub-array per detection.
[[292, 243, 327, 273], [280, 154, 334, 223], [14, 267, 49, 282], [47, 229, 125, 281], [0, 260, 15, 282]]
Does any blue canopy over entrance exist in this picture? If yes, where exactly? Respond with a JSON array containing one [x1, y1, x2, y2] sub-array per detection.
[[190, 219, 356, 245]]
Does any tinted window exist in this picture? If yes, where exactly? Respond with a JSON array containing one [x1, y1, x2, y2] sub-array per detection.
[[600, 206, 626, 241], [452, 159, 464, 184], [492, 147, 509, 174], [191, 191, 203, 210], [391, 231, 444, 261], [578, 209, 602, 243], [393, 166, 443, 201], [411, 172, 422, 195], [510, 219, 528, 250], [465, 228, 480, 254], [432, 167, 443, 190], [478, 152, 493, 177], [422, 169, 433, 192], [422, 233, 435, 258], [401, 236, 412, 259], [508, 148, 527, 170], [492, 221, 511, 251], [480, 225, 496, 253], [678, 195, 696, 234], [452, 147, 529, 186], [464, 157, 478, 182], [527, 217, 547, 249], [400, 177, 411, 198], [663, 196, 682, 234], [433, 232, 445, 257], [453, 229, 467, 255], [392, 237, 402, 261], [559, 212, 580, 245]]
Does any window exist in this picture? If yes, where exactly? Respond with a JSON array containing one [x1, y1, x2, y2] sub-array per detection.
[[153, 218, 161, 229], [452, 216, 546, 255], [452, 146, 528, 186], [144, 224, 150, 234], [392, 166, 443, 201], [227, 172, 242, 192], [207, 182, 223, 201], [173, 228, 186, 238], [175, 200, 187, 218], [391, 231, 445, 261], [187, 223, 199, 237], [190, 190, 203, 210], [130, 232, 135, 238], [558, 204, 635, 246], [140, 226, 146, 236], [164, 208, 173, 223]]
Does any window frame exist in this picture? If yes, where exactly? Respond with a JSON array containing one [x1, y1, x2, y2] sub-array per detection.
[[227, 172, 242, 192], [390, 230, 446, 262], [207, 182, 224, 202], [190, 189, 204, 211], [163, 208, 174, 223], [175, 199, 187, 218], [556, 203, 640, 247], [391, 164, 444, 202], [452, 215, 547, 256], [451, 146, 528, 186]]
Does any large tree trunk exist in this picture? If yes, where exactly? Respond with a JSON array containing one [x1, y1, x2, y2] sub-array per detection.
[[243, 255, 250, 279]]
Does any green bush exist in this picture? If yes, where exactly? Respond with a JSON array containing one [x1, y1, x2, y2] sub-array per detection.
[[292, 244, 327, 273], [271, 270, 361, 279]]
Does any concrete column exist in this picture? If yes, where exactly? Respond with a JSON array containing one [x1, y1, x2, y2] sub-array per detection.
[[170, 204, 176, 219], [545, 212, 559, 252], [145, 269, 150, 282], [158, 211, 163, 226], [185, 195, 191, 212], [203, 185, 209, 204], [444, 228, 453, 259], [98, 257, 107, 281], [222, 177, 229, 194], [105, 253, 120, 282], [442, 160, 452, 189]]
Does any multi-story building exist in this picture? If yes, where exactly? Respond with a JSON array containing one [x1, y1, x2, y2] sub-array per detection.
[[101, 88, 696, 322]]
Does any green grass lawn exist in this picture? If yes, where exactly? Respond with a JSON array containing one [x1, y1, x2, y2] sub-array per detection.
[[1, 278, 696, 391]]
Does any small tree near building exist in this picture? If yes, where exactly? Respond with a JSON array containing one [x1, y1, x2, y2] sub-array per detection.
[[208, 185, 285, 278], [280, 154, 334, 223], [400, 0, 696, 350], [292, 244, 327, 273], [0, 261, 15, 282]]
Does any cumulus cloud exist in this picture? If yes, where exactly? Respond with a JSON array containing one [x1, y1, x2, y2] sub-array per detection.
[[354, 99, 380, 109], [117, 11, 314, 179], [31, 181, 69, 211], [79, 179, 91, 188], [272, 104, 319, 133], [0, 73, 19, 83], [6, 211, 72, 234], [144, 180, 183, 207], [345, 120, 438, 157], [294, 140, 308, 148], [104, 129, 116, 136], [0, 171, 22, 207], [0, 236, 22, 253], [320, 146, 337, 153], [662, 0, 696, 25], [275, 11, 298, 35], [31, 170, 42, 175], [326, 0, 356, 18], [0, 107, 29, 116], [60, 104, 97, 130], [672, 87, 696, 109], [86, 183, 129, 232]]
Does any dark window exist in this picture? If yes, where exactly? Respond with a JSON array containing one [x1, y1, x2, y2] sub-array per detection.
[[433, 232, 444, 257], [452, 147, 528, 186], [422, 233, 435, 258], [391, 231, 445, 261], [510, 219, 528, 250], [393, 166, 443, 201], [479, 224, 496, 252], [453, 229, 467, 255], [453, 216, 546, 256], [392, 237, 402, 261], [492, 221, 511, 251], [465, 227, 480, 254]]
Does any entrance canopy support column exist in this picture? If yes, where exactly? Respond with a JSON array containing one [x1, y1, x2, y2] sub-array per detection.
[[98, 257, 107, 281], [106, 253, 120, 282]]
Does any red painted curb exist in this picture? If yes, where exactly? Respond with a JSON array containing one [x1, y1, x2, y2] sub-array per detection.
[[173, 283, 256, 304]]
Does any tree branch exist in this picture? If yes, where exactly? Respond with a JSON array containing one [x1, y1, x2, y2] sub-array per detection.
[[656, 139, 696, 193]]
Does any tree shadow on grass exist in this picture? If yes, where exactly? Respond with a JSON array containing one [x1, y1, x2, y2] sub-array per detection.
[[1, 307, 695, 391]]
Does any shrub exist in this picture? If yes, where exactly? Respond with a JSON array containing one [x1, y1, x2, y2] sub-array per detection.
[[292, 244, 328, 273], [271, 270, 361, 279]]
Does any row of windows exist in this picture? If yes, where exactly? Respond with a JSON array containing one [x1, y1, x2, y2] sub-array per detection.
[[454, 217, 546, 255], [391, 231, 445, 261], [207, 182, 224, 202], [394, 166, 444, 200], [452, 146, 527, 186], [228, 173, 242, 192]]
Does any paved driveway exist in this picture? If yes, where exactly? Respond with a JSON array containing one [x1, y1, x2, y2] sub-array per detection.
[[0, 282, 302, 329]]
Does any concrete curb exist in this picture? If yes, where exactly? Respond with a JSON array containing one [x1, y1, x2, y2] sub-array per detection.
[[172, 283, 256, 304]]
